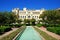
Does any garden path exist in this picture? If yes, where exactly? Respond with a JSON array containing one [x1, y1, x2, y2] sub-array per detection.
[[39, 26, 60, 40], [0, 28, 18, 39]]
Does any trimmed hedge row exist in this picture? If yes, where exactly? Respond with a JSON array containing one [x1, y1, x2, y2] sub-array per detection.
[[9, 24, 22, 28], [36, 24, 43, 27], [4, 24, 22, 28], [0, 26, 11, 34], [43, 24, 60, 27], [0, 24, 23, 34], [0, 26, 26, 40], [47, 27, 60, 35]]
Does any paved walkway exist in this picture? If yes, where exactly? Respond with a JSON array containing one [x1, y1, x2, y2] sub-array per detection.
[[39, 26, 60, 40], [0, 28, 18, 39], [16, 26, 42, 40]]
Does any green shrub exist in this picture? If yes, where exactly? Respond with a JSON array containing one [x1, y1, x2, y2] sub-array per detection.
[[36, 24, 42, 27], [14, 24, 22, 27], [0, 26, 26, 40], [43, 24, 60, 27], [0, 26, 5, 33], [42, 24, 53, 27], [55, 24, 60, 27], [0, 26, 11, 34], [47, 27, 60, 35], [8, 24, 22, 28]]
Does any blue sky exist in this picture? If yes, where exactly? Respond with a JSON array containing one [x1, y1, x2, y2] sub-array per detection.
[[0, 0, 60, 11]]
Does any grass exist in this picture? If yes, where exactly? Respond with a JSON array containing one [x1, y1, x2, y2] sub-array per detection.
[[33, 26, 57, 40], [0, 26, 26, 40]]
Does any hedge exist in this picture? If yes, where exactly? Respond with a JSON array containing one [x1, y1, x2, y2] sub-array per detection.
[[0, 26, 26, 40], [47, 27, 60, 35], [43, 24, 60, 27], [36, 24, 43, 27], [0, 26, 11, 34]]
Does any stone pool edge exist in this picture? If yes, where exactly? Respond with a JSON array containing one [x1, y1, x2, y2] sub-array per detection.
[[33, 26, 45, 40], [13, 30, 23, 40], [13, 26, 26, 40]]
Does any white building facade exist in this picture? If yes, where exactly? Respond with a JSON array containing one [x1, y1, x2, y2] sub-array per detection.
[[12, 8, 45, 21]]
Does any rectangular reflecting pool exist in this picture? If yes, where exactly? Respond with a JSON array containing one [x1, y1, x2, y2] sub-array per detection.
[[16, 26, 42, 40]]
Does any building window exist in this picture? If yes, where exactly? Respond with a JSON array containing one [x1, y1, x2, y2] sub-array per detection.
[[33, 16, 34, 18], [28, 16, 30, 18], [37, 16, 38, 18], [23, 16, 24, 18], [35, 16, 36, 18], [21, 16, 22, 18], [25, 16, 26, 18]]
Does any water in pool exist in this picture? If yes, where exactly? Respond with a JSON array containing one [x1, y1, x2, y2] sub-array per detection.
[[16, 26, 42, 40]]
